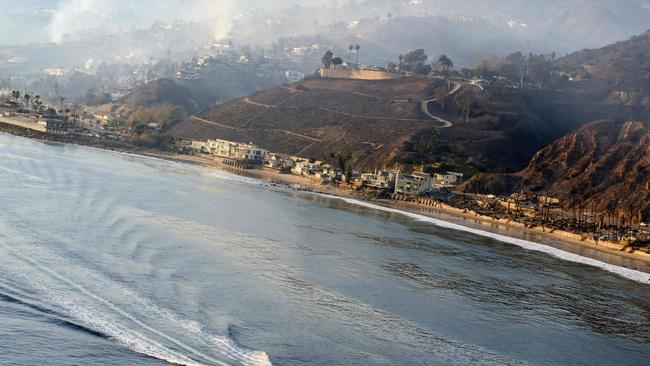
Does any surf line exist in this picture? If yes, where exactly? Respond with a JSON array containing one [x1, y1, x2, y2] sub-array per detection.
[[317, 194, 650, 285]]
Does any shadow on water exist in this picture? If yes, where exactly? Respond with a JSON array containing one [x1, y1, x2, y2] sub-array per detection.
[[383, 260, 650, 342]]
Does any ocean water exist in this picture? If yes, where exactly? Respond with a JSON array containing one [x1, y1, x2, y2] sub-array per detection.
[[0, 133, 649, 366]]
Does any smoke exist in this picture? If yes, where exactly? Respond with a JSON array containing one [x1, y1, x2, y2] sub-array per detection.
[[47, 0, 238, 43]]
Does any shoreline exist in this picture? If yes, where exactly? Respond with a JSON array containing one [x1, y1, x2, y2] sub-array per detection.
[[156, 152, 650, 268], [2, 127, 649, 274]]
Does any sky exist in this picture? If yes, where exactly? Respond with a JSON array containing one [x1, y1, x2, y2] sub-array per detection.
[[0, 0, 328, 45]]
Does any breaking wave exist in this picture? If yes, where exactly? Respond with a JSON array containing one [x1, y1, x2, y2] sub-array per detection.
[[0, 238, 272, 366]]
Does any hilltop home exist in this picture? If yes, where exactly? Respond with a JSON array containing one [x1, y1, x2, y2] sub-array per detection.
[[394, 171, 432, 195]]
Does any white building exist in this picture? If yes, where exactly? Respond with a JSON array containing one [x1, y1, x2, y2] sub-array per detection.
[[432, 172, 464, 189], [361, 169, 394, 189], [285, 70, 305, 83], [190, 139, 267, 162], [394, 171, 432, 195]]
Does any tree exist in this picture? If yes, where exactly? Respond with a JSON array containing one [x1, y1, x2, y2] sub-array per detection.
[[11, 90, 20, 104], [437, 54, 454, 79], [505, 51, 526, 87], [32, 95, 41, 111], [355, 44, 360, 65], [348, 45, 354, 65], [414, 63, 432, 75], [437, 55, 453, 71], [402, 49, 428, 72], [526, 53, 553, 89], [331, 57, 343, 69], [398, 54, 404, 70], [23, 94, 31, 110], [454, 87, 476, 124], [322, 50, 334, 69], [337, 151, 353, 180]]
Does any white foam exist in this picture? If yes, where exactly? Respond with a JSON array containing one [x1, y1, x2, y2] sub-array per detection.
[[0, 223, 273, 366], [321, 195, 650, 285]]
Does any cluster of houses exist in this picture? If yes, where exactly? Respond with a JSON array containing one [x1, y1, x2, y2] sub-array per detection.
[[185, 138, 465, 195], [0, 112, 70, 135]]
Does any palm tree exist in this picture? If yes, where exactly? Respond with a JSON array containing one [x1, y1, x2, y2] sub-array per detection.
[[347, 45, 354, 65], [398, 54, 404, 71], [355, 44, 361, 66], [11, 90, 20, 104], [23, 94, 31, 110], [437, 55, 454, 81], [32, 95, 40, 111]]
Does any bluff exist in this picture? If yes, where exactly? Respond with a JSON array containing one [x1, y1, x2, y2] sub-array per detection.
[[465, 120, 650, 221]]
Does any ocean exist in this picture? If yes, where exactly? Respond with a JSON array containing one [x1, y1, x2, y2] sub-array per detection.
[[1, 133, 649, 366]]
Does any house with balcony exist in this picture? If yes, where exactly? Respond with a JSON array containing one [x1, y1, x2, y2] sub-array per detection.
[[432, 172, 464, 189], [361, 169, 395, 190], [394, 171, 432, 195]]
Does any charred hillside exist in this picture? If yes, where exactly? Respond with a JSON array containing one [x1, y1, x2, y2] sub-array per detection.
[[465, 120, 650, 220], [165, 76, 571, 173], [520, 119, 650, 218]]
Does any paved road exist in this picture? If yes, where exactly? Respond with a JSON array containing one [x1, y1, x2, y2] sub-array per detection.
[[420, 80, 462, 128]]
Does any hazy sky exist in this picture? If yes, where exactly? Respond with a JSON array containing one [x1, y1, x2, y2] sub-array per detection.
[[0, 0, 328, 45]]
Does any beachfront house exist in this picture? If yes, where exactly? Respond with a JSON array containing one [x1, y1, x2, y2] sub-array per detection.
[[432, 172, 464, 189], [265, 153, 295, 170], [234, 144, 267, 163], [394, 171, 432, 195], [361, 169, 395, 190], [41, 118, 70, 135], [194, 139, 267, 163], [190, 140, 209, 155], [291, 160, 321, 176]]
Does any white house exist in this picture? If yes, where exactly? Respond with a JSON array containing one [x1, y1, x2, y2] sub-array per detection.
[[361, 169, 394, 189], [432, 172, 464, 189], [394, 171, 432, 195]]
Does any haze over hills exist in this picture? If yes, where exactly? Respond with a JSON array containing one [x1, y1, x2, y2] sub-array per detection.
[[164, 26, 650, 215], [3, 0, 650, 70], [556, 30, 650, 106]]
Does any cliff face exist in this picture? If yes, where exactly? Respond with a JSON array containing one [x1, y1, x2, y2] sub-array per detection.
[[519, 119, 650, 219]]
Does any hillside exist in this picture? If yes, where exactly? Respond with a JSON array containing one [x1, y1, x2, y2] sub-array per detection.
[[555, 29, 650, 105], [165, 76, 572, 172], [115, 78, 201, 116], [466, 120, 650, 220]]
